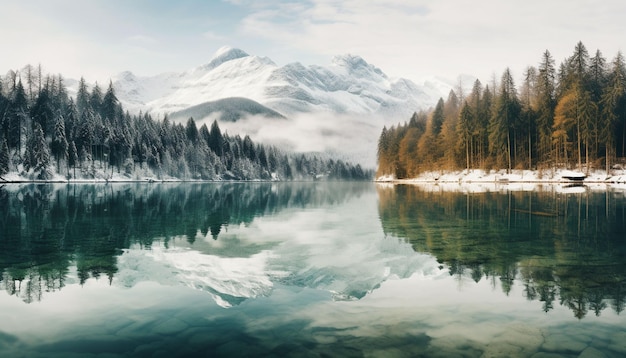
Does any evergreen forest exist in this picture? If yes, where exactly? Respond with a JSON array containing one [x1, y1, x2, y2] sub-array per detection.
[[0, 66, 370, 181], [377, 42, 626, 179]]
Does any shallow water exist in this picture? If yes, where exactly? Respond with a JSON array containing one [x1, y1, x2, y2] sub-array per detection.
[[0, 182, 625, 357]]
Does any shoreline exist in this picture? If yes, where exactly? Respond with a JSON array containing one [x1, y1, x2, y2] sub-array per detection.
[[375, 168, 626, 184]]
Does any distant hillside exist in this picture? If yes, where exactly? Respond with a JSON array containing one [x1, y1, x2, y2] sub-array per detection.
[[169, 97, 285, 122]]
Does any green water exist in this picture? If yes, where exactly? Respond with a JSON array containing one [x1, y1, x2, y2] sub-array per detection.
[[0, 182, 625, 357]]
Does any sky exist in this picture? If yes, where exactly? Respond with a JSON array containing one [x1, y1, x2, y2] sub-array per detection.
[[1, 0, 626, 85]]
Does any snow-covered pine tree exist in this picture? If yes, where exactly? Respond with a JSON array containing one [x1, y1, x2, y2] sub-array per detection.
[[32, 122, 52, 180], [51, 117, 69, 171], [0, 134, 9, 176], [68, 140, 78, 178]]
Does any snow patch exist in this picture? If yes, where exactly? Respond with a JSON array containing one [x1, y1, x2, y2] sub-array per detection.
[[376, 169, 626, 192]]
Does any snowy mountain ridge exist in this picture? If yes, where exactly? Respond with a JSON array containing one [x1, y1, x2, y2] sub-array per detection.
[[111, 46, 456, 120]]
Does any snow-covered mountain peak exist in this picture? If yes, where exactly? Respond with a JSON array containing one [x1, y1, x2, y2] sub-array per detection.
[[332, 54, 366, 68], [331, 54, 386, 78], [109, 47, 451, 119], [118, 71, 138, 83], [200, 46, 250, 72], [215, 45, 245, 58]]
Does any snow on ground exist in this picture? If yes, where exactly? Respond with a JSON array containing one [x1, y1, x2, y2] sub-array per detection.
[[376, 168, 626, 192], [0, 165, 184, 184]]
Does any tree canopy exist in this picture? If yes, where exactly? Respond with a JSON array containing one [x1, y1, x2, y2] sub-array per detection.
[[0, 67, 371, 181], [377, 42, 626, 178]]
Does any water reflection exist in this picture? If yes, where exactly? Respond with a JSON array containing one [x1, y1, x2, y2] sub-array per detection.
[[377, 183, 626, 319], [3, 181, 626, 318], [1, 182, 626, 357], [0, 182, 372, 304]]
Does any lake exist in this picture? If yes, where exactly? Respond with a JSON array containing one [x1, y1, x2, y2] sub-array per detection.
[[0, 182, 625, 357]]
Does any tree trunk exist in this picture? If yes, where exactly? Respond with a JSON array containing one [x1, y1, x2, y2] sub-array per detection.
[[585, 138, 589, 174], [466, 138, 470, 170], [577, 117, 582, 171], [606, 143, 611, 175], [507, 130, 512, 174], [528, 131, 532, 170]]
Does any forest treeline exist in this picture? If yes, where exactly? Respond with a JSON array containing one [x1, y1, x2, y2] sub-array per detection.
[[377, 42, 626, 178], [0, 66, 370, 181]]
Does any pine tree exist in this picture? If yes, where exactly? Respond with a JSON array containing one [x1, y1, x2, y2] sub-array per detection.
[[553, 90, 577, 167], [430, 98, 445, 136], [31, 122, 52, 180], [589, 50, 608, 101], [76, 77, 90, 116], [415, 99, 445, 170], [76, 111, 94, 157], [398, 127, 421, 177], [536, 50, 557, 165], [53, 74, 70, 112], [600, 52, 626, 173], [7, 80, 28, 152], [0, 85, 7, 141], [31, 84, 55, 137], [520, 66, 538, 169], [209, 120, 224, 156], [242, 135, 256, 161], [80, 145, 92, 175], [63, 100, 79, 144], [440, 91, 460, 168], [185, 117, 198, 144], [457, 101, 473, 170], [68, 140, 78, 178], [89, 83, 103, 114], [376, 126, 391, 177], [0, 134, 9, 175], [51, 116, 68, 171], [566, 41, 590, 91], [475, 85, 493, 168], [199, 123, 210, 145], [101, 81, 118, 122], [489, 68, 520, 172], [23, 64, 36, 102], [578, 89, 597, 171]]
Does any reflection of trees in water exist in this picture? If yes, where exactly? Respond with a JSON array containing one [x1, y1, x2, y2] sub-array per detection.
[[0, 182, 369, 303], [377, 184, 626, 318]]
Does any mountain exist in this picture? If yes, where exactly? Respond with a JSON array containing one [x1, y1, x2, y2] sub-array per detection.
[[112, 46, 452, 120], [106, 47, 472, 168], [169, 97, 286, 123]]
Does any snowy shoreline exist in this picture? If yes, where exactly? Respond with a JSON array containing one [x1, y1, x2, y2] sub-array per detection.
[[0, 178, 282, 184], [376, 168, 626, 183], [375, 169, 626, 192], [0, 167, 287, 184]]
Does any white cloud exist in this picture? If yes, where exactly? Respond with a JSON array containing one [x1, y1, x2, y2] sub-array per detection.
[[234, 0, 626, 83], [2, 1, 626, 88]]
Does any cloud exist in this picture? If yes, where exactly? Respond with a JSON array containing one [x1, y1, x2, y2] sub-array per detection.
[[232, 0, 626, 83], [3, 0, 626, 91]]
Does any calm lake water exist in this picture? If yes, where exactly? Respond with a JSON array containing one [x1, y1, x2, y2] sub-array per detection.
[[0, 182, 625, 357]]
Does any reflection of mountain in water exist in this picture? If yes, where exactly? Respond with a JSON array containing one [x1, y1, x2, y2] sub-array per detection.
[[0, 183, 370, 304], [377, 184, 626, 319], [115, 245, 281, 308], [112, 183, 437, 307]]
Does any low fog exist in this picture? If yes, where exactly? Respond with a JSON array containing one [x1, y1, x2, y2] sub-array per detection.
[[193, 112, 386, 169]]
